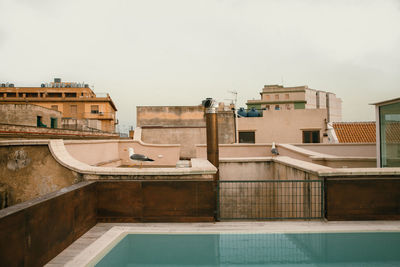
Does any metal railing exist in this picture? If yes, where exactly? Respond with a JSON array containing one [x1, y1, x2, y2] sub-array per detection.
[[217, 180, 324, 220]]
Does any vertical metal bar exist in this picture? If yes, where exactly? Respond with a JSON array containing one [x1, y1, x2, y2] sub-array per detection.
[[216, 181, 220, 221], [321, 179, 325, 219]]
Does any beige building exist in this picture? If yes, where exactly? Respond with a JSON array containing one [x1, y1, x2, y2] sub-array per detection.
[[238, 108, 328, 144], [238, 84, 342, 143], [0, 79, 117, 132], [0, 103, 62, 128], [246, 85, 342, 122], [137, 104, 235, 159]]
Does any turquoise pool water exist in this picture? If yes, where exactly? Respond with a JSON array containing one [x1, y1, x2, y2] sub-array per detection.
[[96, 232, 400, 266]]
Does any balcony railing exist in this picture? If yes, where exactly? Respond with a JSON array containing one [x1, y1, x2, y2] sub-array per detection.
[[83, 112, 115, 120]]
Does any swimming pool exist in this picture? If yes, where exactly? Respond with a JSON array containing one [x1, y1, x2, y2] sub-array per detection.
[[94, 232, 400, 266]]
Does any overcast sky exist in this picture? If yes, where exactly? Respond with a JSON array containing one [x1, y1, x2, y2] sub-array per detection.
[[0, 0, 399, 131]]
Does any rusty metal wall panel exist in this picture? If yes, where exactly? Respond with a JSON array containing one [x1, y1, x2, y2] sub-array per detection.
[[97, 181, 215, 222], [0, 181, 97, 267], [0, 210, 26, 266], [97, 181, 143, 222], [142, 181, 215, 222], [326, 178, 400, 220]]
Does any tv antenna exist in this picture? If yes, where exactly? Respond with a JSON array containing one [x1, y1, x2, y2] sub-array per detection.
[[228, 90, 238, 107]]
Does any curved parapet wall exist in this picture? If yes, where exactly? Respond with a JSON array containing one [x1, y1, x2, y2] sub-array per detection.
[[49, 140, 216, 179], [64, 138, 181, 167]]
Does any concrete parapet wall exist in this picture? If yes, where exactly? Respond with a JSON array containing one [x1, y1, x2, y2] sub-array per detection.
[[294, 143, 376, 157], [0, 123, 119, 139], [64, 139, 181, 167], [196, 143, 272, 159]]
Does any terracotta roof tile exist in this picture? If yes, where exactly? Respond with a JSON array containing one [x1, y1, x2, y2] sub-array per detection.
[[332, 122, 376, 143]]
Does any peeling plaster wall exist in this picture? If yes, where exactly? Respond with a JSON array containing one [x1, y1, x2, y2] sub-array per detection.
[[0, 145, 81, 207]]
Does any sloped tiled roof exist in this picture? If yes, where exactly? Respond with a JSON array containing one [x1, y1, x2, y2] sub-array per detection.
[[332, 122, 376, 143]]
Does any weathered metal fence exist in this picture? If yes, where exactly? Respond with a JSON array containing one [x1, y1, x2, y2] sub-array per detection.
[[217, 180, 324, 220]]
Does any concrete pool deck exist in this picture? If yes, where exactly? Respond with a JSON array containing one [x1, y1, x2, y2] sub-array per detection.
[[46, 221, 400, 266]]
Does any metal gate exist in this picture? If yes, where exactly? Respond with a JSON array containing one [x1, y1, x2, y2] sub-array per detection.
[[217, 180, 324, 220]]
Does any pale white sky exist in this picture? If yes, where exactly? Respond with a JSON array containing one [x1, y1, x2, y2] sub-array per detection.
[[1, 0, 399, 131]]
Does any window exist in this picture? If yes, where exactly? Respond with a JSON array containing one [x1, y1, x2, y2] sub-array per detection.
[[286, 104, 291, 110], [91, 105, 99, 114], [264, 95, 270, 100], [275, 105, 280, 110], [285, 94, 290, 99], [37, 116, 46, 127], [50, 118, 57, 128], [379, 102, 400, 167], [239, 131, 255, 143], [265, 105, 270, 110], [25, 92, 38, 98], [70, 105, 77, 117], [275, 94, 279, 100], [303, 130, 320, 143], [47, 92, 62, 97], [6, 92, 16, 97], [51, 105, 58, 111], [65, 92, 77, 98]]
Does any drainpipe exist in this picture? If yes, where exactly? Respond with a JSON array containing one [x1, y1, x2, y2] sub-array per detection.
[[203, 99, 219, 180], [203, 98, 219, 221]]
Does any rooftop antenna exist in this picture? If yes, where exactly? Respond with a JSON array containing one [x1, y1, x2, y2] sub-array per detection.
[[228, 90, 238, 107]]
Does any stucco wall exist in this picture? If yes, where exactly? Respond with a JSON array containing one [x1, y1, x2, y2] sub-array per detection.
[[238, 109, 327, 143], [0, 145, 80, 207], [294, 143, 376, 157], [138, 106, 235, 158], [0, 103, 61, 128], [142, 127, 205, 159], [65, 140, 120, 166], [196, 144, 272, 159], [64, 139, 181, 167], [137, 106, 205, 127], [219, 160, 273, 180]]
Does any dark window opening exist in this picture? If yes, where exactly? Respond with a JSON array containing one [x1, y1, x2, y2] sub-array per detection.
[[65, 92, 77, 97], [51, 105, 58, 111], [275, 105, 280, 110], [37, 116, 46, 127], [47, 92, 62, 97], [91, 105, 99, 114], [50, 118, 57, 129], [239, 131, 255, 143], [303, 130, 320, 143], [6, 93, 16, 97], [25, 92, 38, 98]]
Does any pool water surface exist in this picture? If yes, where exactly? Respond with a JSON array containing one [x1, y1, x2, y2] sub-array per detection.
[[95, 232, 400, 266]]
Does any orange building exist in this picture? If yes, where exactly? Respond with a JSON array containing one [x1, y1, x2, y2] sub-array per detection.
[[0, 79, 117, 132]]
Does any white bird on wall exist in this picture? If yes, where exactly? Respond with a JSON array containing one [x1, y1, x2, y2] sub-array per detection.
[[128, 148, 154, 166], [271, 142, 279, 156]]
